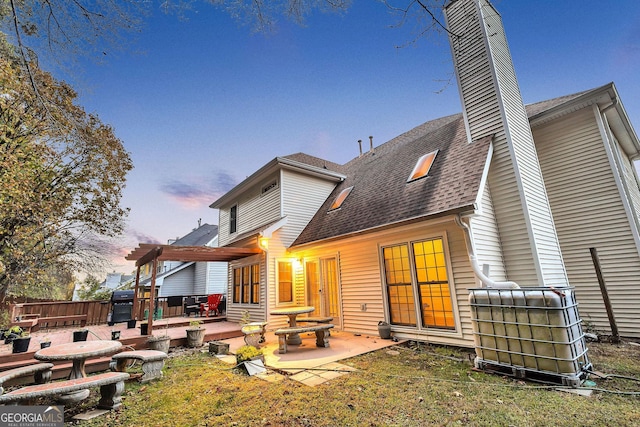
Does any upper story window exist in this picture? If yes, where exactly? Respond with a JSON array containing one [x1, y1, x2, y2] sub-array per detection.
[[408, 150, 438, 182], [230, 205, 237, 234], [329, 186, 353, 210]]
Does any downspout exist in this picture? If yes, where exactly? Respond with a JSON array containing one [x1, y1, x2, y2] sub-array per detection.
[[455, 214, 520, 289]]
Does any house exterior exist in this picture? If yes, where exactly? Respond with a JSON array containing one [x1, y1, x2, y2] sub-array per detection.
[[139, 224, 228, 297], [210, 0, 640, 346]]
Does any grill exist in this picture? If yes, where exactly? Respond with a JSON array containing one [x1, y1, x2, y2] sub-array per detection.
[[108, 290, 135, 325]]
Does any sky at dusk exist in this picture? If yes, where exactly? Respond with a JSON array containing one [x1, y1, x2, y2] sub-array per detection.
[[70, 0, 640, 274]]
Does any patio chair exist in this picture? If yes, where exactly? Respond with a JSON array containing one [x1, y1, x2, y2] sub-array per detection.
[[200, 294, 224, 317], [183, 297, 199, 317]]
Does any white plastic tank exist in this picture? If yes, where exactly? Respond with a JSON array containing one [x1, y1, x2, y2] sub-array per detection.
[[469, 287, 590, 386]]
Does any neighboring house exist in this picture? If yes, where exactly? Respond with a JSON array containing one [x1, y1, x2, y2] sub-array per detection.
[[139, 224, 228, 297], [210, 0, 640, 346], [101, 273, 135, 291]]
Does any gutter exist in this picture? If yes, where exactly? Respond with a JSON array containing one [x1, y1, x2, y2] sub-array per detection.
[[455, 213, 520, 289]]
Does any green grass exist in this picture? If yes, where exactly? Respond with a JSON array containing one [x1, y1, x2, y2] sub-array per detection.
[[71, 341, 640, 426]]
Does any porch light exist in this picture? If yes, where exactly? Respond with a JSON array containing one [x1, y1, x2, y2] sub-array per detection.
[[258, 236, 269, 250]]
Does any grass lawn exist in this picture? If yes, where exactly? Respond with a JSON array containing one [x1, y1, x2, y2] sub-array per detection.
[[71, 341, 640, 426]]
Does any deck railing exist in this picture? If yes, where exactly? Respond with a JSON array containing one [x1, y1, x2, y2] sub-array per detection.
[[10, 296, 209, 326]]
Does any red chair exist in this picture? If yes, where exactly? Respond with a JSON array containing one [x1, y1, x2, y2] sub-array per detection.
[[200, 294, 224, 317]]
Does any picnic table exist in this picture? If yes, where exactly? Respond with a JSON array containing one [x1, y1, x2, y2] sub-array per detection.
[[34, 340, 122, 402], [270, 306, 314, 345]]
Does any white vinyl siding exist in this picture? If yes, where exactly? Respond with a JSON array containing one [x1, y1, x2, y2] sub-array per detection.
[[446, 0, 568, 288], [469, 184, 508, 282], [159, 266, 195, 297], [194, 261, 207, 296], [280, 169, 337, 247], [533, 107, 640, 338], [206, 262, 228, 294], [218, 173, 281, 247]]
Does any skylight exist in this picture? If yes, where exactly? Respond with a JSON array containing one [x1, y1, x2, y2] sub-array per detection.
[[330, 186, 353, 210], [408, 150, 438, 182]]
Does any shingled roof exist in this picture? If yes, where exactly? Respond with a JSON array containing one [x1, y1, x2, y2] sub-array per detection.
[[290, 87, 602, 248]]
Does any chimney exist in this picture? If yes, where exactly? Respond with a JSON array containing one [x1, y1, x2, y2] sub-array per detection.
[[358, 139, 363, 156], [444, 0, 569, 287], [369, 136, 374, 153]]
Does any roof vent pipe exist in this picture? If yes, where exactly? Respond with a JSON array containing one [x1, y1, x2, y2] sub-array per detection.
[[358, 140, 363, 156], [369, 136, 374, 152], [455, 214, 520, 289]]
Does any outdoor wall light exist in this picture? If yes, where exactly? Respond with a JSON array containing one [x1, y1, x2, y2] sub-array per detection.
[[258, 236, 269, 250]]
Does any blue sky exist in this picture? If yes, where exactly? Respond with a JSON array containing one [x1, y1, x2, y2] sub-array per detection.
[[73, 0, 640, 273]]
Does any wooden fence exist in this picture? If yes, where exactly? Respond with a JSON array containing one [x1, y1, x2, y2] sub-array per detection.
[[9, 296, 207, 326]]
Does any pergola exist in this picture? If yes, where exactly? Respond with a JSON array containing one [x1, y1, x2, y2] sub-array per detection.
[[125, 244, 261, 332]]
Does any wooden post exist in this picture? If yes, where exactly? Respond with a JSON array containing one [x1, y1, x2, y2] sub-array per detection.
[[135, 246, 163, 335], [589, 247, 620, 343], [132, 268, 141, 320]]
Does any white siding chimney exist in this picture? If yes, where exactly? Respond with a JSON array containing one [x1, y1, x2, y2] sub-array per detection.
[[444, 0, 569, 287]]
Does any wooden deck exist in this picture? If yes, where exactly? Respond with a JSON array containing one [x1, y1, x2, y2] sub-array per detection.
[[0, 316, 242, 382]]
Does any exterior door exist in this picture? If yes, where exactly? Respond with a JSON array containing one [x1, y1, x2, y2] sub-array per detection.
[[306, 257, 341, 328]]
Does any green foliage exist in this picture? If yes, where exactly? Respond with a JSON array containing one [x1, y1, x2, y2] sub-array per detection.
[[76, 275, 112, 301], [3, 325, 27, 338], [188, 320, 203, 329], [234, 345, 263, 363], [239, 310, 251, 325], [0, 46, 133, 301]]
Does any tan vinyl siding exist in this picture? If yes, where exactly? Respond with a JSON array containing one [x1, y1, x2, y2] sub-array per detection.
[[218, 173, 281, 246], [291, 219, 478, 348], [225, 253, 267, 324], [533, 107, 640, 338]]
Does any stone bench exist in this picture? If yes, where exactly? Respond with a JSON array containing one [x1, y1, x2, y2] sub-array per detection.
[[274, 324, 334, 354], [110, 350, 167, 383], [296, 316, 334, 336], [0, 363, 54, 395], [241, 322, 268, 346], [0, 371, 130, 409]]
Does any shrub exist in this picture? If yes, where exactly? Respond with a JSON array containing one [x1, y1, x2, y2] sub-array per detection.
[[235, 345, 263, 363]]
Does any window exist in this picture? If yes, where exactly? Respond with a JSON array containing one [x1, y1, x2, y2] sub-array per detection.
[[330, 186, 353, 210], [229, 205, 237, 234], [277, 261, 293, 303], [383, 244, 416, 326], [232, 268, 241, 304], [382, 237, 455, 330], [251, 264, 260, 304], [232, 263, 260, 305], [413, 239, 455, 329], [407, 150, 438, 182]]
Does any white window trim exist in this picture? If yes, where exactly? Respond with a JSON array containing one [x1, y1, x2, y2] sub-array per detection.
[[378, 231, 462, 339], [275, 259, 295, 306]]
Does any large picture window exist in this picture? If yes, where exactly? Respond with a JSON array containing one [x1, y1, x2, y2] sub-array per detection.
[[382, 237, 455, 331], [232, 263, 260, 305], [277, 261, 293, 304]]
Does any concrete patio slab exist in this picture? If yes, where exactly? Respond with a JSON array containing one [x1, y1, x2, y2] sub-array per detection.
[[221, 329, 401, 372]]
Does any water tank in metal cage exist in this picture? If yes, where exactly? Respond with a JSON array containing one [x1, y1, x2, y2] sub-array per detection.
[[469, 287, 591, 386]]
